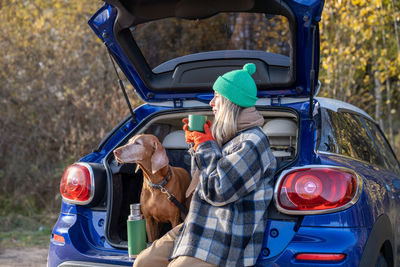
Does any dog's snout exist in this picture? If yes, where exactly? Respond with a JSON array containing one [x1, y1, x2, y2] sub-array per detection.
[[114, 149, 121, 156]]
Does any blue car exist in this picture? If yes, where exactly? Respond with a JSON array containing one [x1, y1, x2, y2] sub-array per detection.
[[47, 0, 400, 266]]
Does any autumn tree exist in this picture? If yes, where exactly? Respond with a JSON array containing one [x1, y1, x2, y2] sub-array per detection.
[[0, 0, 136, 215], [320, 0, 400, 155]]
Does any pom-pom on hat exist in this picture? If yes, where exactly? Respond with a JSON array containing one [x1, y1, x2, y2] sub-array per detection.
[[212, 63, 258, 107]]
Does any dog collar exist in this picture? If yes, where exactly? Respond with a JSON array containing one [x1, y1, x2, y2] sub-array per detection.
[[145, 166, 172, 189]]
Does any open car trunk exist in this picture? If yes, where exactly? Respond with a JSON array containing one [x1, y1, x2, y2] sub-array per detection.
[[105, 107, 299, 248]]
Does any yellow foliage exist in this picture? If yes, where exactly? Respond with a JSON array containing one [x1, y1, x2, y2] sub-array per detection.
[[367, 15, 377, 24], [360, 8, 370, 17], [320, 0, 399, 152], [379, 73, 387, 84]]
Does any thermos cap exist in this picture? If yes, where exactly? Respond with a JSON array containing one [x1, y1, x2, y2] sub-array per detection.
[[129, 203, 142, 220], [130, 203, 141, 210]]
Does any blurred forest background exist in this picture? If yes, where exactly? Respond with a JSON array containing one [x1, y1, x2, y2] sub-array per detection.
[[1, 0, 400, 246]]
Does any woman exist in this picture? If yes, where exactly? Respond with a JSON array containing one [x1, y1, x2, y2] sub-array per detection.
[[133, 63, 276, 267]]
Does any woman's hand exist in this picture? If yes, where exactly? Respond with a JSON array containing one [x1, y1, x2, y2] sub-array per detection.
[[192, 120, 214, 151], [182, 118, 195, 144], [182, 119, 214, 151]]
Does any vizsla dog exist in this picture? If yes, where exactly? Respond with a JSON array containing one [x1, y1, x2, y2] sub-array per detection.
[[113, 134, 191, 242]]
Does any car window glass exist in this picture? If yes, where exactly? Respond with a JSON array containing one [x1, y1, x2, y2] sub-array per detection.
[[339, 112, 380, 165], [364, 119, 400, 174], [131, 13, 291, 69], [318, 108, 340, 153]]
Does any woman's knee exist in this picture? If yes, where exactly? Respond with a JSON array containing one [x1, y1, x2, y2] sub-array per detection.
[[132, 253, 147, 267], [132, 245, 170, 267], [168, 256, 217, 267], [132, 224, 183, 267]]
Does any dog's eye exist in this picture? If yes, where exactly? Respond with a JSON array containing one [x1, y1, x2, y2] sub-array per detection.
[[130, 139, 138, 145]]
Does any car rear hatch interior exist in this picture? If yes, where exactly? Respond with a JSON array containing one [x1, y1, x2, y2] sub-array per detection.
[[105, 108, 299, 248]]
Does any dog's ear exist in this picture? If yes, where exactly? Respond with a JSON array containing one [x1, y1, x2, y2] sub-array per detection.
[[151, 140, 169, 174]]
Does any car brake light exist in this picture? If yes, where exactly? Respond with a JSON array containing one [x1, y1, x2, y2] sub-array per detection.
[[295, 253, 346, 261], [274, 166, 362, 215], [60, 163, 94, 205]]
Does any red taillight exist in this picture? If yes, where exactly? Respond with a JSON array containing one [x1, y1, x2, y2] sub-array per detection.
[[60, 163, 93, 204], [275, 166, 362, 214], [53, 233, 65, 244], [295, 253, 346, 261]]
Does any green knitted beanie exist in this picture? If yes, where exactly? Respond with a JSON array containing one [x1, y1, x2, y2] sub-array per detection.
[[212, 63, 258, 108]]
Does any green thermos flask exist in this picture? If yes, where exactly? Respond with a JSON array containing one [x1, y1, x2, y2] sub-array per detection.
[[127, 203, 147, 257]]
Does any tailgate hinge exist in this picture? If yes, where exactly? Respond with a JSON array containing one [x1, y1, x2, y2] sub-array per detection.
[[271, 95, 283, 106], [173, 98, 183, 108]]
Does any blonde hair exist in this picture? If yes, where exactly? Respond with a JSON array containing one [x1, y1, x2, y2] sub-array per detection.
[[211, 96, 242, 147]]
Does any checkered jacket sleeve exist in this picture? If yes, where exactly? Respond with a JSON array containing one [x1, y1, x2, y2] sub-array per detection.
[[192, 127, 274, 206]]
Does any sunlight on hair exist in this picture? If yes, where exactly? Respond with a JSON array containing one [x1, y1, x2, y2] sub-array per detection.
[[211, 96, 242, 147]]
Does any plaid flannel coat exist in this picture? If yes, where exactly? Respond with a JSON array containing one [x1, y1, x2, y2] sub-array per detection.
[[170, 126, 276, 266]]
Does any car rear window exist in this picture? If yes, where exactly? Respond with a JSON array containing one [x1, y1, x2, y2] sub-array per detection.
[[131, 13, 291, 69]]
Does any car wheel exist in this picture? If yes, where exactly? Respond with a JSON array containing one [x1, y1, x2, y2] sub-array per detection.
[[375, 252, 389, 267]]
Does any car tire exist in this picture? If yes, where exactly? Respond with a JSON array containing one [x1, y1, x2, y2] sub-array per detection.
[[375, 252, 389, 267]]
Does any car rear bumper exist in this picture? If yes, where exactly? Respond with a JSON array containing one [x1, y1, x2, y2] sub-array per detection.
[[47, 213, 133, 267], [48, 213, 371, 267], [256, 225, 370, 266]]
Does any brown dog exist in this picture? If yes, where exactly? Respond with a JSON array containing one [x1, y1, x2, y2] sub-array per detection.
[[113, 134, 191, 242]]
